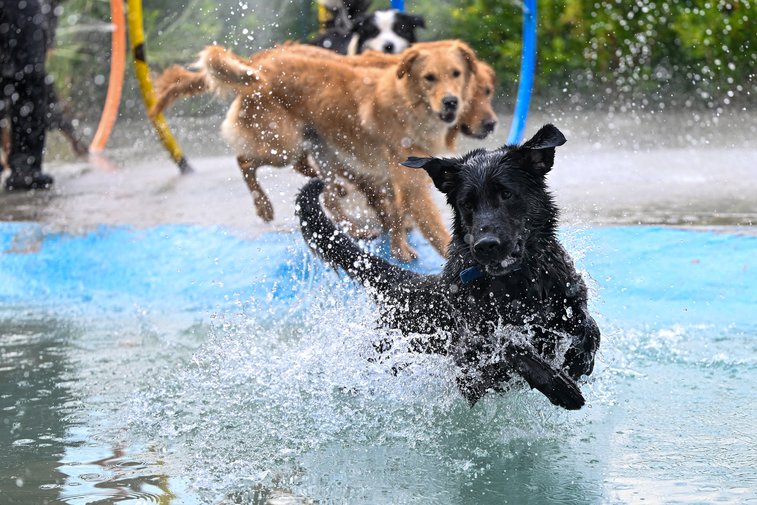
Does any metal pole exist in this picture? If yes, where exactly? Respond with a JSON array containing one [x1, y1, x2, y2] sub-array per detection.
[[90, 0, 126, 153], [126, 0, 192, 173], [506, 0, 536, 145]]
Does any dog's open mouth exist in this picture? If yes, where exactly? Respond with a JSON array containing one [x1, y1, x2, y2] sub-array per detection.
[[439, 110, 457, 123], [483, 255, 521, 276], [460, 123, 489, 139]]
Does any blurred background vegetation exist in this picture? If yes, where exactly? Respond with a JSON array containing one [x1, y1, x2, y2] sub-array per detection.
[[49, 0, 755, 122]]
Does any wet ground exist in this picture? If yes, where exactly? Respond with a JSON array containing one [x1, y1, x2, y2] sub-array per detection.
[[1, 108, 756, 504], [2, 109, 756, 233]]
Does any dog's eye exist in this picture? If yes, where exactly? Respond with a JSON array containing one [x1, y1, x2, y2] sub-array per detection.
[[424, 73, 437, 82], [484, 87, 492, 96], [452, 69, 461, 78], [500, 190, 512, 201], [461, 200, 474, 212]]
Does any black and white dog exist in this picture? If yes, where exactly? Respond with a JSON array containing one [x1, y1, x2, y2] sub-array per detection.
[[312, 0, 425, 55], [297, 125, 601, 410]]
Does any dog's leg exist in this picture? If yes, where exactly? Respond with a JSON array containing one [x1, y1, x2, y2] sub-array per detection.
[[562, 311, 601, 379], [324, 175, 388, 240], [455, 339, 584, 410], [505, 340, 585, 410], [58, 122, 88, 157], [456, 362, 511, 407], [391, 163, 451, 258], [237, 155, 274, 222], [0, 123, 10, 173], [385, 177, 418, 262], [359, 168, 417, 261], [45, 81, 88, 157], [292, 152, 319, 178], [304, 145, 381, 240], [293, 152, 354, 229]]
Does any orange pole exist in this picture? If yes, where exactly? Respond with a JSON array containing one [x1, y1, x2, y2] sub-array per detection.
[[89, 0, 126, 152]]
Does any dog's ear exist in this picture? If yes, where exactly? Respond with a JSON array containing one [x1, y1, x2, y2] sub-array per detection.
[[397, 49, 421, 79], [482, 63, 497, 85], [401, 156, 459, 193], [456, 43, 478, 75], [519, 124, 567, 174], [350, 13, 369, 31], [399, 13, 426, 29]]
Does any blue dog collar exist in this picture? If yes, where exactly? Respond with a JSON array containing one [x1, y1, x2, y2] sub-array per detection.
[[459, 266, 484, 284]]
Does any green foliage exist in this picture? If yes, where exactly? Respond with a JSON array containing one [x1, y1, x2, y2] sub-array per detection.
[[46, 0, 755, 120], [432, 0, 756, 106], [46, 0, 317, 119]]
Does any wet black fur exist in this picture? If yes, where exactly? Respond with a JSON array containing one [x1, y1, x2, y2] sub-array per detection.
[[296, 125, 600, 410]]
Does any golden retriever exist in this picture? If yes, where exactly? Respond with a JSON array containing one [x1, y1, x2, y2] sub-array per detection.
[[152, 41, 495, 260]]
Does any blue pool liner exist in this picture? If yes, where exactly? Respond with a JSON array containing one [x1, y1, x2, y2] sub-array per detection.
[[1, 223, 755, 329]]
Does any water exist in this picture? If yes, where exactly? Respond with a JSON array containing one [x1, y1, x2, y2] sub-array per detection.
[[2, 107, 756, 503], [1, 223, 755, 504]]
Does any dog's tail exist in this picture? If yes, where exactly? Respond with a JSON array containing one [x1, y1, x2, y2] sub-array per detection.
[[150, 65, 208, 119], [196, 45, 261, 96], [297, 179, 419, 291], [150, 45, 260, 119]]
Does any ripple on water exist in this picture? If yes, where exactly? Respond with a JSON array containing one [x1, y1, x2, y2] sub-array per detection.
[[15, 226, 750, 503]]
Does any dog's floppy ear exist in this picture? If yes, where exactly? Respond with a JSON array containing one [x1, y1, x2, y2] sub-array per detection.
[[397, 49, 421, 79], [350, 13, 369, 31], [399, 13, 426, 29], [456, 43, 478, 75], [519, 124, 567, 174], [401, 156, 459, 193]]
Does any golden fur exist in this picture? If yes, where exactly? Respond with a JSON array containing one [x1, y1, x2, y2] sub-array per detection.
[[151, 41, 496, 260], [0, 126, 9, 174], [278, 41, 497, 148]]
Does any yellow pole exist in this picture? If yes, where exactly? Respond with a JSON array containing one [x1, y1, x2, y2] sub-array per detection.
[[318, 4, 330, 32], [126, 0, 192, 173]]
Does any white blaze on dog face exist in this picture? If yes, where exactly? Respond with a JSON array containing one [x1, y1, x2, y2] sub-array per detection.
[[361, 11, 410, 54]]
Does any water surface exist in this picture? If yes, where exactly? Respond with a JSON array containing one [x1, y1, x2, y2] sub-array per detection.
[[1, 224, 755, 504]]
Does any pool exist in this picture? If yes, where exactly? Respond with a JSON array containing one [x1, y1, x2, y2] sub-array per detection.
[[1, 222, 754, 504]]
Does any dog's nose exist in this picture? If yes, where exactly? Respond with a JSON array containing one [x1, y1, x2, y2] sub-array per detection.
[[442, 96, 459, 111], [383, 41, 395, 53], [482, 118, 497, 133], [473, 236, 501, 260]]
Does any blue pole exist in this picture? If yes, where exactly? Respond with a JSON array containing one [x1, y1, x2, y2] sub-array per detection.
[[506, 0, 537, 145], [391, 0, 404, 11]]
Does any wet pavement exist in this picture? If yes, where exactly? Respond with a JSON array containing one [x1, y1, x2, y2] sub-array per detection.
[[2, 109, 756, 234]]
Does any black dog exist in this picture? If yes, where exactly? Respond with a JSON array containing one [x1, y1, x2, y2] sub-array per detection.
[[296, 125, 600, 410]]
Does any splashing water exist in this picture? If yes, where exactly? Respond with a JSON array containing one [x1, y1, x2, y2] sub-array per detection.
[[1, 223, 755, 504], [123, 263, 613, 501]]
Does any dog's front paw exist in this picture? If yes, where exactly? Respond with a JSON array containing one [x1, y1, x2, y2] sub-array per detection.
[[332, 181, 348, 198], [392, 242, 418, 263], [253, 192, 275, 222], [348, 225, 382, 240], [563, 318, 600, 380], [563, 345, 595, 380], [506, 341, 585, 410], [456, 363, 511, 407]]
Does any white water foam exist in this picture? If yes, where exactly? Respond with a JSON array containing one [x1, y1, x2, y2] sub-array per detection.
[[120, 269, 616, 500]]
